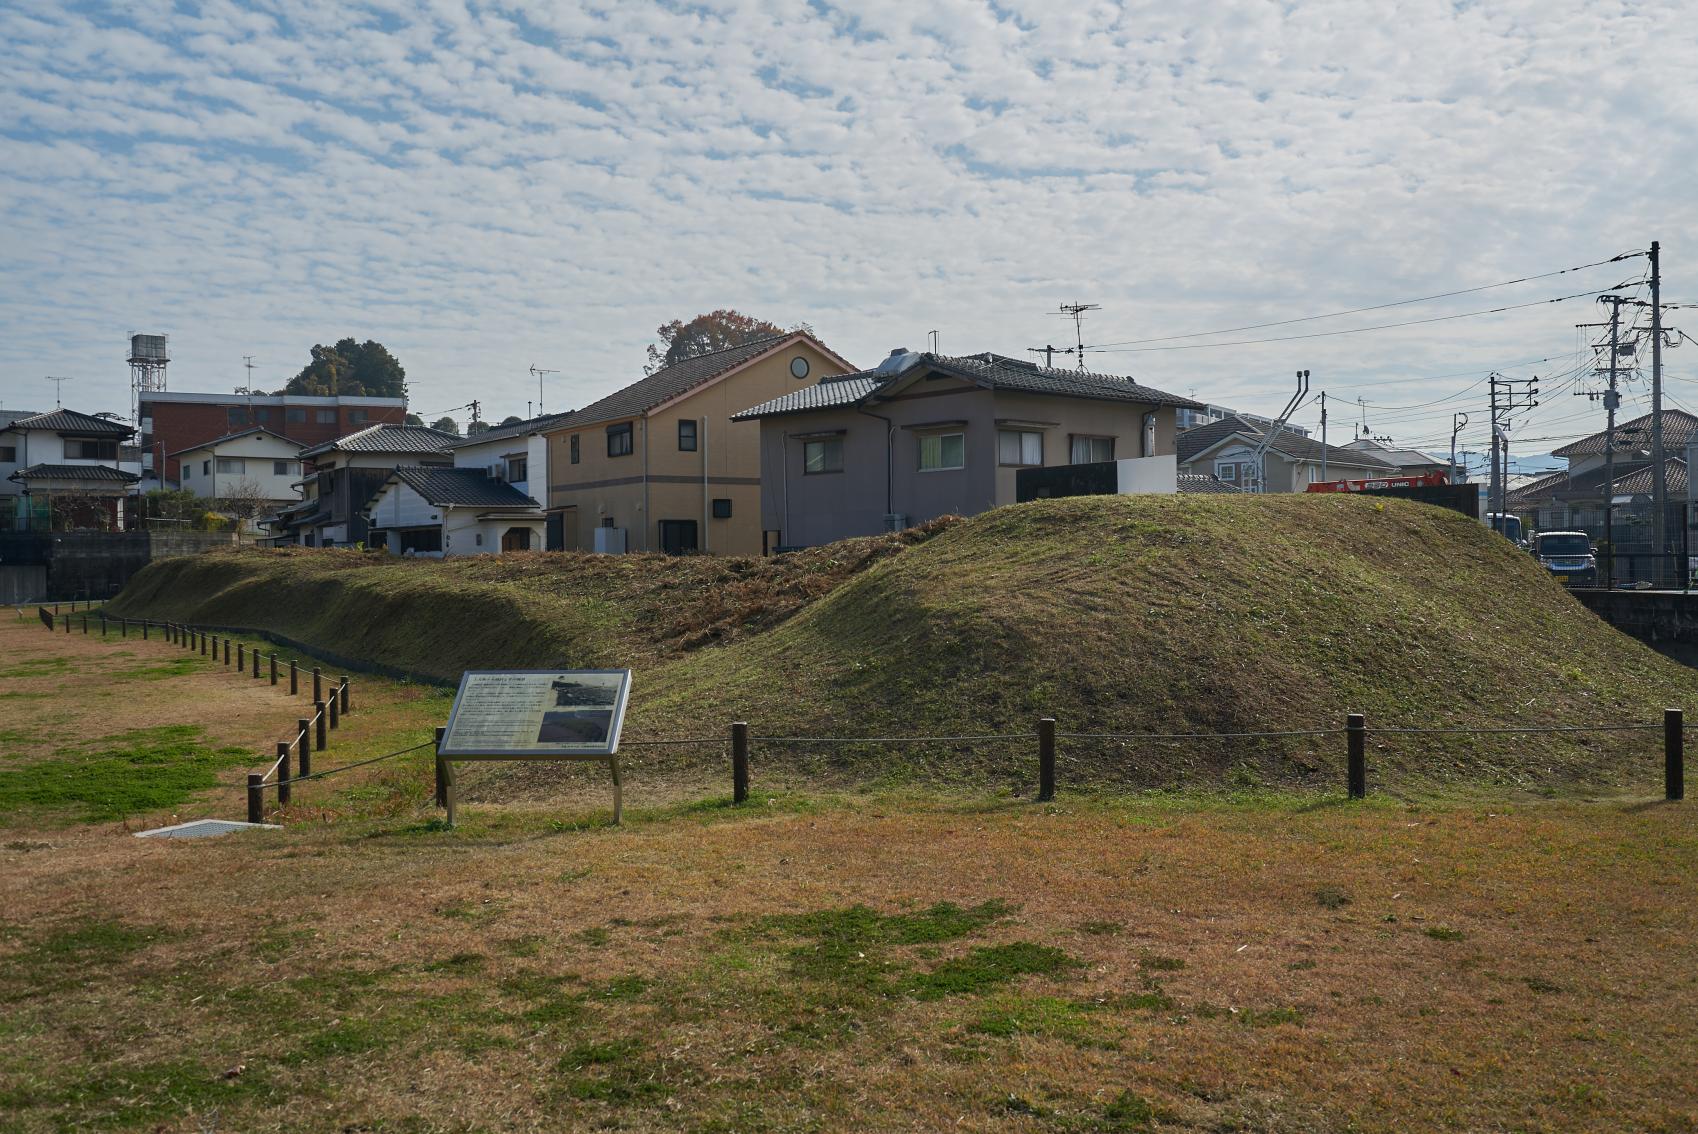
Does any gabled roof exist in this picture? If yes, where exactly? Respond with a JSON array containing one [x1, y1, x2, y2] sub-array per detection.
[[1343, 438, 1446, 469], [732, 350, 1201, 420], [1178, 414, 1398, 471], [371, 466, 541, 511], [8, 463, 139, 484], [1550, 409, 1698, 458], [0, 409, 43, 430], [1506, 458, 1690, 507], [6, 408, 134, 437], [568, 332, 854, 428], [444, 412, 574, 449], [297, 423, 459, 460], [168, 427, 306, 458]]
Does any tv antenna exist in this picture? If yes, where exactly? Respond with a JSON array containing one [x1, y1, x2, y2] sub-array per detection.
[[530, 365, 559, 416], [242, 356, 259, 388], [45, 376, 73, 407], [1053, 302, 1100, 370]]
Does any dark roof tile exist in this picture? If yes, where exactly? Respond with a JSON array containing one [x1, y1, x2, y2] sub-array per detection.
[[298, 423, 459, 460], [7, 409, 134, 437], [8, 463, 139, 483], [371, 467, 541, 510]]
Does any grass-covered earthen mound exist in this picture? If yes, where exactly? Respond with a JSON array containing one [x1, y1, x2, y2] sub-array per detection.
[[112, 495, 1698, 788]]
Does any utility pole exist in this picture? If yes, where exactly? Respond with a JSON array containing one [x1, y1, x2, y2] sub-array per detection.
[[1450, 413, 1468, 485], [1319, 391, 1328, 481], [1579, 296, 1629, 573], [1027, 345, 1060, 367], [1487, 373, 1539, 537], [1650, 240, 1666, 579]]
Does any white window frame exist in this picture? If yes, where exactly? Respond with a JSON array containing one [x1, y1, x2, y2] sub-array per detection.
[[1214, 460, 1239, 482], [918, 432, 965, 472], [997, 429, 1043, 467]]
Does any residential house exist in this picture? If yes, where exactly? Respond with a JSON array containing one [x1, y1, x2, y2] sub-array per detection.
[[730, 348, 1203, 550], [1506, 409, 1698, 553], [543, 331, 855, 555], [1177, 415, 1396, 492], [1341, 437, 1449, 477], [445, 413, 567, 503], [140, 390, 408, 484], [171, 428, 308, 527], [362, 467, 546, 556], [1174, 402, 1313, 436], [1, 408, 139, 531], [269, 423, 457, 547]]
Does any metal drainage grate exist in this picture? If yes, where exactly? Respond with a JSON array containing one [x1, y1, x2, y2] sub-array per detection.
[[134, 819, 279, 839]]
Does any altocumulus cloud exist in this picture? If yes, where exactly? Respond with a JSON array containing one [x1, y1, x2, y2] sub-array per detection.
[[1, 0, 1694, 453]]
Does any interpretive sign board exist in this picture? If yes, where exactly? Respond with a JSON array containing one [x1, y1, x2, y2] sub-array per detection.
[[436, 669, 633, 826], [440, 669, 631, 758]]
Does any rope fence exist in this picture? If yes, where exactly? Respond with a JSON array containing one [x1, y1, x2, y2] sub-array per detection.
[[24, 604, 1692, 829]]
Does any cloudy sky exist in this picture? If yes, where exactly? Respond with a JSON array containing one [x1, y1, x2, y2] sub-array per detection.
[[3, 0, 1695, 466]]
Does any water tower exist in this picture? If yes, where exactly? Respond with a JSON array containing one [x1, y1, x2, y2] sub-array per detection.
[[128, 333, 169, 426]]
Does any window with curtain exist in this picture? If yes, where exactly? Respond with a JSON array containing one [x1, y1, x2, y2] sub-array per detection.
[[919, 433, 965, 471], [803, 437, 843, 474], [1070, 435, 1113, 463], [997, 429, 1043, 467]]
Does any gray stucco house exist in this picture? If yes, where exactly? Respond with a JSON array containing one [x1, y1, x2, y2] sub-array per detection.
[[731, 349, 1203, 550]]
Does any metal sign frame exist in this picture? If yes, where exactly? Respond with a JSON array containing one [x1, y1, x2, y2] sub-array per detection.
[[436, 669, 633, 826]]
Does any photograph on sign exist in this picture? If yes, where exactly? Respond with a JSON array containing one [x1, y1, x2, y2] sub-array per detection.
[[439, 669, 632, 757]]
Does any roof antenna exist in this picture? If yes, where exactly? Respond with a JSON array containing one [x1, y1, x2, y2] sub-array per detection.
[[529, 365, 559, 416], [1054, 302, 1100, 370], [45, 376, 73, 408]]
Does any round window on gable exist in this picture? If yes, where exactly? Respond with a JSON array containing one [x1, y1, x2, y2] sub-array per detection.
[[790, 356, 810, 380]]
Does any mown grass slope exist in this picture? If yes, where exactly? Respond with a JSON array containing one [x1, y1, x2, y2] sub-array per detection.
[[112, 495, 1698, 787]]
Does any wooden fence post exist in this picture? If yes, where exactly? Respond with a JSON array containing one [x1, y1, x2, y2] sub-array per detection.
[[297, 718, 311, 776], [81, 615, 88, 634], [1038, 717, 1056, 802], [315, 701, 327, 750], [252, 648, 259, 679], [237, 643, 245, 670], [277, 742, 292, 806], [200, 632, 207, 656], [1347, 713, 1367, 799], [1667, 708, 1685, 802], [732, 721, 749, 804], [312, 667, 322, 704], [246, 773, 264, 824], [270, 654, 278, 686], [223, 638, 231, 666], [328, 689, 339, 730], [141, 620, 148, 641], [434, 726, 448, 808], [339, 677, 349, 714], [100, 614, 107, 637]]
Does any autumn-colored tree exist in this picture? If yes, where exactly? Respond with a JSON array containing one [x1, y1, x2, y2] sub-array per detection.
[[645, 310, 785, 374], [283, 339, 407, 398]]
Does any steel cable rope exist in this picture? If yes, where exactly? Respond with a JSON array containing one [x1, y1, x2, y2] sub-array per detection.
[[1086, 286, 1637, 354], [1086, 253, 1643, 347], [277, 739, 436, 784]]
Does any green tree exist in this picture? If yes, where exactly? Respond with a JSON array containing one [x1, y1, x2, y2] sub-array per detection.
[[404, 413, 424, 426], [467, 420, 492, 435], [284, 338, 407, 398], [499, 415, 523, 426], [645, 310, 785, 374], [430, 416, 460, 436]]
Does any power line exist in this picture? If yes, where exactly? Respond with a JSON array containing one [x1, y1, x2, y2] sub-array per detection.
[[1087, 285, 1633, 354], [1086, 252, 1644, 348]]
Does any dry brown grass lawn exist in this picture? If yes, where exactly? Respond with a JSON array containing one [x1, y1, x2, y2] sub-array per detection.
[[2, 613, 1697, 1133]]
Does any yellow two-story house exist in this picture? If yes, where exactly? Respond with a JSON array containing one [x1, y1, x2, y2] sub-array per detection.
[[544, 331, 854, 555]]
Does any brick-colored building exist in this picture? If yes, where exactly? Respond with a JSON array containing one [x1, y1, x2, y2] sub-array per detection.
[[139, 391, 407, 483]]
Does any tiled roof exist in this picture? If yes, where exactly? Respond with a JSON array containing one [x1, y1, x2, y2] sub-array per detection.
[[167, 427, 305, 458], [0, 409, 43, 429], [731, 376, 886, 420], [7, 408, 134, 437], [1550, 409, 1698, 458], [732, 350, 1200, 420], [8, 463, 139, 483], [378, 467, 541, 510], [1178, 473, 1244, 494], [444, 412, 574, 449], [570, 332, 837, 427], [1344, 439, 1446, 469], [1506, 458, 1690, 507], [1178, 414, 1397, 470], [298, 423, 459, 460]]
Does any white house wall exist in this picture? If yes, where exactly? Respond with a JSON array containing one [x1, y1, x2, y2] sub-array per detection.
[[178, 433, 305, 502]]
